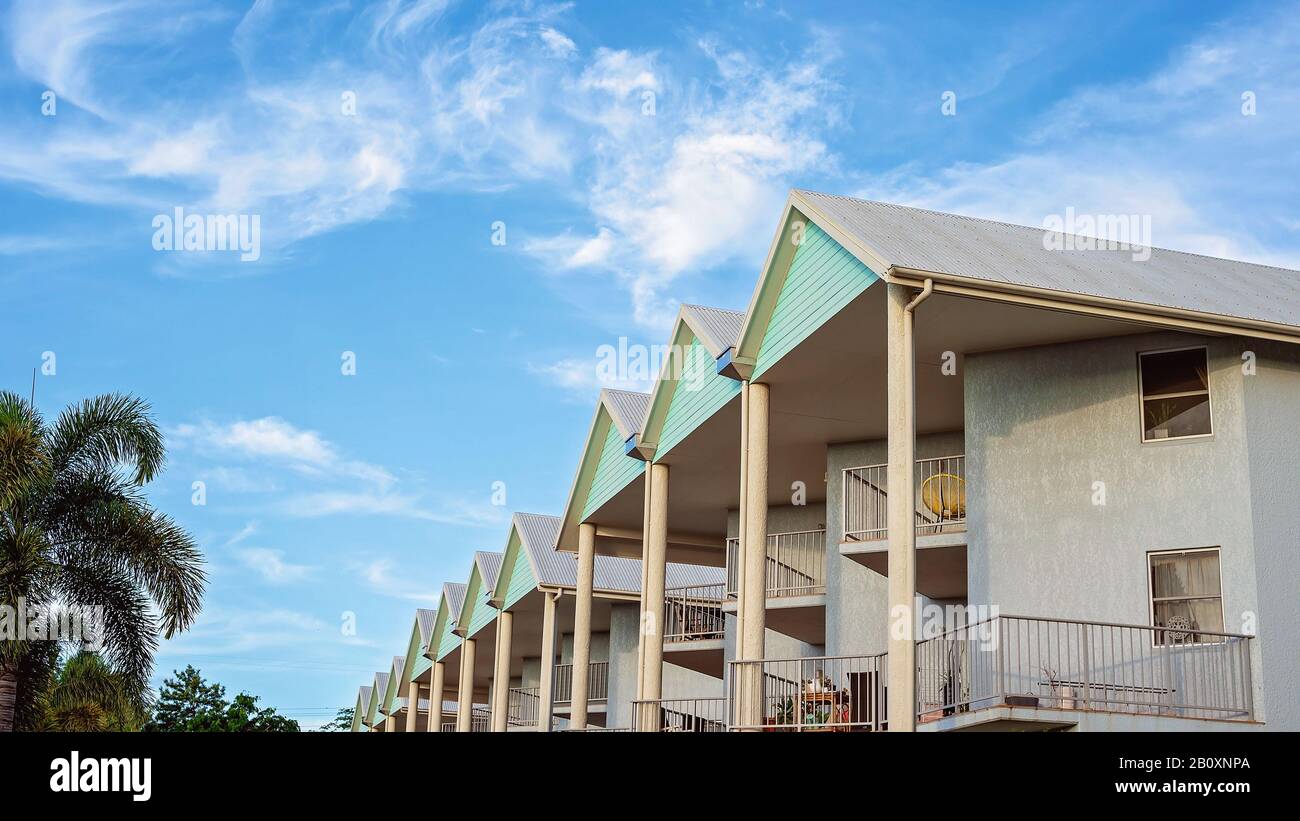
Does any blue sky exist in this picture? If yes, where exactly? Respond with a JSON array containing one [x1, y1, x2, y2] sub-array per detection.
[[1, 0, 1297, 727]]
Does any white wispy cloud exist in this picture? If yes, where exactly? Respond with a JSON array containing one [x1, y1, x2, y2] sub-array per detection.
[[862, 8, 1300, 269], [2, 0, 843, 321], [235, 547, 315, 584], [358, 557, 441, 604], [527, 356, 653, 399]]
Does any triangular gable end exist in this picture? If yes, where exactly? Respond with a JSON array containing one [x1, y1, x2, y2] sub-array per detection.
[[735, 194, 887, 379], [646, 324, 742, 460], [433, 583, 465, 663], [492, 522, 540, 611], [556, 398, 646, 552]]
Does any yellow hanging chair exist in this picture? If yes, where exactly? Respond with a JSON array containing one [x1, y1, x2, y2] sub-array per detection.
[[920, 473, 966, 520]]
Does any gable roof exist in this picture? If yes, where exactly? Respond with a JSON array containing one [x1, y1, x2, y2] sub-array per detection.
[[767, 188, 1300, 344], [635, 303, 746, 460], [367, 671, 389, 724], [443, 582, 466, 624], [352, 686, 372, 731], [475, 550, 503, 590], [381, 655, 405, 714], [428, 582, 467, 663], [416, 607, 437, 646], [456, 550, 505, 638], [602, 388, 652, 440], [555, 390, 652, 551]]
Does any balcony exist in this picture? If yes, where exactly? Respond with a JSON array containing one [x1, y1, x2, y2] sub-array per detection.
[[632, 698, 727, 732], [470, 706, 491, 732], [727, 654, 888, 731], [724, 529, 826, 599], [916, 615, 1256, 730], [553, 661, 609, 704], [506, 686, 539, 728], [661, 583, 726, 677], [724, 529, 827, 644], [439, 720, 456, 732], [843, 455, 966, 541]]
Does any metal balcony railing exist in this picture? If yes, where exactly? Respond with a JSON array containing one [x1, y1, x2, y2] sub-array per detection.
[[632, 698, 727, 732], [727, 654, 888, 731], [439, 720, 456, 732], [469, 706, 491, 732], [915, 615, 1255, 723], [843, 455, 966, 541], [553, 661, 609, 703], [506, 686, 540, 727], [724, 529, 826, 599], [664, 583, 725, 642]]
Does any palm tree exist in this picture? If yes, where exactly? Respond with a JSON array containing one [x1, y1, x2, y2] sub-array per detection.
[[0, 392, 205, 731], [40, 650, 148, 731]]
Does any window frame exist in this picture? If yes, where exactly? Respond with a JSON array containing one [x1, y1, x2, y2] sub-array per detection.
[[1146, 546, 1226, 647], [1136, 345, 1214, 444]]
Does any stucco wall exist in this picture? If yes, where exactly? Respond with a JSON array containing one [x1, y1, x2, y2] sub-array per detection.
[[964, 331, 1266, 719], [1241, 341, 1300, 730]]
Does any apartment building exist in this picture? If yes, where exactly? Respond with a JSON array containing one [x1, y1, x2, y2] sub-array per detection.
[[355, 190, 1300, 733]]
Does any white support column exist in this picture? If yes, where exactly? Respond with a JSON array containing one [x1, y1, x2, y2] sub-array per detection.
[[640, 462, 669, 732], [490, 610, 514, 732], [405, 680, 419, 732], [886, 281, 918, 732], [571, 522, 596, 729], [384, 714, 395, 732], [635, 473, 652, 706], [736, 381, 748, 650], [741, 381, 769, 660], [455, 638, 476, 732], [428, 661, 445, 732], [537, 592, 559, 731]]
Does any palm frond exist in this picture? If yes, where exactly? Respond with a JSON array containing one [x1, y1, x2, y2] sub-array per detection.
[[46, 394, 164, 486]]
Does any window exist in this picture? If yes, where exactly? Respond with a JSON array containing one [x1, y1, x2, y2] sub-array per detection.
[[1148, 548, 1224, 645], [1138, 347, 1212, 441]]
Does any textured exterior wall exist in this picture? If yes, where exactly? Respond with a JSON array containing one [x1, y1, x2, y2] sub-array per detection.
[[1242, 341, 1300, 730], [964, 332, 1266, 718]]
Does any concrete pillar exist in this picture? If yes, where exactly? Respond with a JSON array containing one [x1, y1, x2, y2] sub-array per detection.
[[490, 610, 514, 732], [384, 714, 395, 732], [741, 381, 769, 661], [635, 472, 652, 706], [537, 592, 559, 731], [455, 638, 476, 732], [886, 281, 918, 732], [737, 381, 769, 729], [405, 681, 419, 732], [736, 381, 748, 651], [639, 462, 669, 731], [571, 523, 596, 729], [428, 661, 445, 732]]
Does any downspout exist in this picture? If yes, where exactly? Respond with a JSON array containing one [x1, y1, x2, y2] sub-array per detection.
[[905, 278, 934, 314]]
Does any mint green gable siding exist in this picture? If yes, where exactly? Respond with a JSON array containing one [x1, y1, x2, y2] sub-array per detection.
[[501, 538, 538, 610], [465, 573, 497, 638], [753, 222, 879, 379], [435, 613, 460, 661], [582, 413, 645, 519], [657, 336, 742, 458]]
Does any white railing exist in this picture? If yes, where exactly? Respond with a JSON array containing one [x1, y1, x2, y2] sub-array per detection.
[[916, 615, 1255, 723], [506, 686, 539, 727], [632, 698, 727, 732], [664, 583, 725, 642], [843, 455, 966, 541], [727, 654, 888, 731], [439, 720, 456, 732], [469, 706, 491, 732], [553, 661, 609, 703], [725, 529, 826, 599]]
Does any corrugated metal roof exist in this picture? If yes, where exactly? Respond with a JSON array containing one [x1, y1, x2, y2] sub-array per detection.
[[415, 608, 436, 645], [681, 304, 745, 355], [371, 672, 389, 708], [513, 511, 724, 593], [475, 551, 504, 589], [601, 388, 651, 439], [797, 189, 1300, 330], [443, 582, 466, 624], [357, 685, 371, 709], [390, 655, 405, 685]]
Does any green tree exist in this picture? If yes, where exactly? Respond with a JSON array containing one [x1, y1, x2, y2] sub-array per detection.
[[39, 651, 148, 731], [317, 706, 355, 732], [146, 665, 298, 732], [0, 392, 206, 732]]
